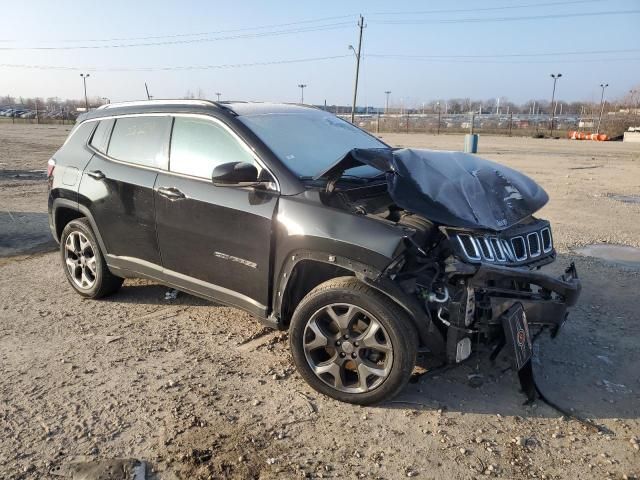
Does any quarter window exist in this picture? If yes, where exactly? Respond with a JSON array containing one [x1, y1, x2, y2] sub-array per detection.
[[169, 116, 255, 178], [107, 116, 171, 169], [89, 118, 115, 154]]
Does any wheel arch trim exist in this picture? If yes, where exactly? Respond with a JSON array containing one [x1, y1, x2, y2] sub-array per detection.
[[51, 198, 108, 254], [274, 250, 444, 354]]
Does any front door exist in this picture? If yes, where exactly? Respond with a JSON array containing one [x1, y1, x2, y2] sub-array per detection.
[[154, 115, 278, 316]]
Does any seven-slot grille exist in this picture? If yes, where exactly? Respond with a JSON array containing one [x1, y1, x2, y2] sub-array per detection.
[[455, 226, 552, 264]]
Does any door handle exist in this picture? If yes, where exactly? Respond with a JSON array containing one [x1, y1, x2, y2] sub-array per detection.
[[157, 187, 186, 200], [86, 170, 105, 180]]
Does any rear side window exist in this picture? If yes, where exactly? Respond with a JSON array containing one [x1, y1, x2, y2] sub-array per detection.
[[89, 119, 115, 154], [169, 116, 256, 178], [107, 116, 171, 169]]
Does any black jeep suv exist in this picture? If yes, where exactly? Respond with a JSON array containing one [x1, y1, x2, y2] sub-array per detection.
[[48, 100, 580, 404]]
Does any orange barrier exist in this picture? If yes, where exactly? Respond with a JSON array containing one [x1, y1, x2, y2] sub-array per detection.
[[568, 131, 608, 141]]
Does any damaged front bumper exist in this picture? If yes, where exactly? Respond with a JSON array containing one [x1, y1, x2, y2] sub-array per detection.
[[469, 261, 580, 334], [440, 259, 581, 363]]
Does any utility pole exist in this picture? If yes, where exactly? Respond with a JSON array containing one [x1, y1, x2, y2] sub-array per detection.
[[437, 101, 441, 135], [350, 15, 365, 123], [80, 73, 90, 111], [596, 83, 609, 134], [297, 84, 307, 104], [384, 90, 391, 113], [215, 92, 222, 102], [549, 73, 562, 135], [145, 82, 152, 100]]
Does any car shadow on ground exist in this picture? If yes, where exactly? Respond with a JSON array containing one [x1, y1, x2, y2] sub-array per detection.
[[0, 211, 56, 257], [0, 168, 47, 180], [384, 342, 639, 423], [103, 281, 215, 308], [383, 254, 640, 422]]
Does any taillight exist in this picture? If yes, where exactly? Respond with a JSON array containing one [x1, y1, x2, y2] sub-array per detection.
[[47, 158, 56, 178]]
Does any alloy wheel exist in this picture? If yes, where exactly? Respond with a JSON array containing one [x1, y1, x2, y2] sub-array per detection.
[[64, 231, 97, 289], [302, 303, 394, 393]]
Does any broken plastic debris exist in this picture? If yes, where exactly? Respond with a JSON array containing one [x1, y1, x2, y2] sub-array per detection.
[[164, 288, 179, 301]]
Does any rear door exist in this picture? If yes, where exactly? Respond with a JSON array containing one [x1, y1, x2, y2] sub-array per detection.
[[79, 115, 172, 266], [154, 115, 278, 315]]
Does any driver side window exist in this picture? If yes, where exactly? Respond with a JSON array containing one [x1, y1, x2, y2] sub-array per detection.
[[169, 116, 256, 178]]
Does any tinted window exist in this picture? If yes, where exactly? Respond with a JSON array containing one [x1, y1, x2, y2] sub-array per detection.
[[238, 111, 386, 178], [62, 122, 96, 149], [108, 116, 171, 169], [169, 116, 255, 178], [89, 118, 115, 153]]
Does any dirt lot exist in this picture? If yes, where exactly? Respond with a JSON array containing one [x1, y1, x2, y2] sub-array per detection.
[[1, 124, 639, 479]]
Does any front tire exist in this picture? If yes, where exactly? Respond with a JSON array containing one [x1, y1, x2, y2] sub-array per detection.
[[60, 218, 123, 298], [289, 277, 417, 405]]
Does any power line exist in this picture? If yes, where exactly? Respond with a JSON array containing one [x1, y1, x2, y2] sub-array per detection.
[[367, 48, 640, 59], [0, 22, 353, 51], [2, 49, 638, 73], [371, 9, 640, 25], [368, 0, 602, 16], [0, 1, 594, 45], [365, 56, 640, 65], [1, 4, 635, 50], [0, 15, 356, 43], [0, 54, 352, 72]]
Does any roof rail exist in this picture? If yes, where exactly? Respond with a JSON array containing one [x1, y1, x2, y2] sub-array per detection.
[[95, 99, 218, 110]]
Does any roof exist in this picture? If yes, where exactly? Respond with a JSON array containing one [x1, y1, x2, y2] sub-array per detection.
[[221, 102, 320, 116], [79, 100, 319, 122]]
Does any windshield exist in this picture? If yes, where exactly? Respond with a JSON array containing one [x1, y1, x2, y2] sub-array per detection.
[[238, 111, 388, 178]]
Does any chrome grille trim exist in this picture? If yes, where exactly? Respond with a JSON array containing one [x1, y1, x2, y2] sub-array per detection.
[[454, 225, 552, 264], [540, 227, 553, 253], [527, 232, 541, 257], [500, 239, 515, 262], [511, 236, 528, 261], [479, 237, 495, 261], [489, 237, 506, 261], [457, 234, 481, 261]]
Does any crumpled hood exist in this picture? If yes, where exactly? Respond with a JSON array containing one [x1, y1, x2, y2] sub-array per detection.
[[320, 148, 549, 231]]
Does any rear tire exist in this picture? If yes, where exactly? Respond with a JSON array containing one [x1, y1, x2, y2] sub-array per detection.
[[289, 276, 417, 405], [60, 218, 123, 298]]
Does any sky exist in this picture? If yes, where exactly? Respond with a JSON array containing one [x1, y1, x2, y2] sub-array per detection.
[[0, 0, 639, 107]]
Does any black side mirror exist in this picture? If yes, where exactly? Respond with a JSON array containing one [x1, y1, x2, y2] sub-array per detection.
[[212, 162, 259, 186]]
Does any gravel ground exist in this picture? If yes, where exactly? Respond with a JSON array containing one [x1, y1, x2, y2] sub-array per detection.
[[1, 125, 639, 479]]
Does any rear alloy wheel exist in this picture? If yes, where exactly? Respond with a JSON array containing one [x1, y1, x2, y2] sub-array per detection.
[[64, 231, 97, 290], [290, 277, 417, 405], [60, 218, 123, 298]]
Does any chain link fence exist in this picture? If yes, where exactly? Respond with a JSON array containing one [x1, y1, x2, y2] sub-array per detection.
[[340, 112, 640, 139]]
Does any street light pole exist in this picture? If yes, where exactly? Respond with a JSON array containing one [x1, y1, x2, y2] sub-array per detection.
[[80, 73, 90, 111], [215, 92, 221, 102], [297, 84, 307, 104], [629, 89, 638, 117], [384, 91, 391, 113], [350, 15, 365, 124], [596, 83, 609, 134], [549, 73, 562, 136]]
